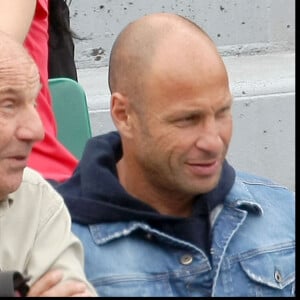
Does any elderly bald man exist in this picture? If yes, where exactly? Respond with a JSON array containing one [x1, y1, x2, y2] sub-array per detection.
[[57, 13, 295, 297], [0, 31, 97, 297]]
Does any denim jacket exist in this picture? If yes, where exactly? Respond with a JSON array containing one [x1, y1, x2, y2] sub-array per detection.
[[71, 171, 295, 297]]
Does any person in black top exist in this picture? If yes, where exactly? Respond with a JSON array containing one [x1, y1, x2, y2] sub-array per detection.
[[48, 0, 78, 81]]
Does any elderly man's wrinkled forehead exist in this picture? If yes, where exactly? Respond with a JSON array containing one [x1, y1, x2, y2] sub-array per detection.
[[0, 31, 40, 90]]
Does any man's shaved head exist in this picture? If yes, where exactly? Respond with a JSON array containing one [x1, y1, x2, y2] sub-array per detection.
[[108, 13, 215, 101]]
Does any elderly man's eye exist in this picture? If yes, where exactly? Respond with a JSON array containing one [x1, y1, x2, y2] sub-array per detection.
[[1, 100, 15, 109]]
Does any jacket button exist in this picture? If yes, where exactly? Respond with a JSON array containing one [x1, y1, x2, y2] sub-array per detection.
[[274, 270, 283, 283], [180, 254, 193, 265]]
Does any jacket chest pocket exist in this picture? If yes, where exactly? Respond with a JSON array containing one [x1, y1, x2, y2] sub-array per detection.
[[239, 247, 295, 296]]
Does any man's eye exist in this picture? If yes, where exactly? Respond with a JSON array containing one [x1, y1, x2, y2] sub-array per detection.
[[183, 115, 197, 122], [1, 100, 15, 109], [0, 100, 17, 117], [216, 107, 231, 119], [5, 103, 14, 109], [176, 115, 198, 127]]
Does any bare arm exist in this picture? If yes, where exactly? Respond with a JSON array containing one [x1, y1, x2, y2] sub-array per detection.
[[0, 0, 37, 43]]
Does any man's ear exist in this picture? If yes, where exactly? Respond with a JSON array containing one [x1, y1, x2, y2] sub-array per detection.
[[110, 92, 134, 137]]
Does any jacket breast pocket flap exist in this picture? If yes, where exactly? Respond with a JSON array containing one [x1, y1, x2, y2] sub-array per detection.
[[239, 248, 295, 290]]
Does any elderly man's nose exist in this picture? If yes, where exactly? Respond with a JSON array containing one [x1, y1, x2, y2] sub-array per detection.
[[16, 107, 45, 142]]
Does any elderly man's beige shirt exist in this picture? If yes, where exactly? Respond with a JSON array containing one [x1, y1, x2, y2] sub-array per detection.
[[0, 167, 97, 296]]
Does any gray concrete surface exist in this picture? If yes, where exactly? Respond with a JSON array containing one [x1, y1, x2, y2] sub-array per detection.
[[69, 0, 295, 191], [70, 0, 295, 68]]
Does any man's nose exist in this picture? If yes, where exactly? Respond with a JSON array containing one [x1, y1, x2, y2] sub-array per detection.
[[16, 106, 45, 142], [195, 118, 223, 153]]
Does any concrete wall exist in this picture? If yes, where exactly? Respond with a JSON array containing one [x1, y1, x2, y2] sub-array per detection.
[[68, 0, 295, 191], [69, 0, 295, 68]]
